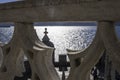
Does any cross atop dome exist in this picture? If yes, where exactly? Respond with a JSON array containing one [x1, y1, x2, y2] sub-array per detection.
[[44, 28, 48, 35], [42, 28, 54, 48], [42, 28, 50, 42]]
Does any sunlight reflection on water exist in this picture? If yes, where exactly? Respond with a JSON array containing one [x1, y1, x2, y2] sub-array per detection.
[[35, 26, 97, 80], [35, 26, 97, 61], [0, 26, 97, 61]]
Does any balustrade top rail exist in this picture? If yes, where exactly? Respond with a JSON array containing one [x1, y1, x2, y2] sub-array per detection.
[[0, 0, 120, 22]]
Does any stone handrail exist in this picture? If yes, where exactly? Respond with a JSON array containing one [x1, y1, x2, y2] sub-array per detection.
[[0, 1, 120, 22], [0, 0, 120, 80]]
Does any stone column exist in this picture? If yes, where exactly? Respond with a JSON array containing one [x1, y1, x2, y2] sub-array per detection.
[[0, 23, 25, 80], [99, 21, 120, 73], [0, 22, 60, 80], [67, 23, 105, 80], [14, 22, 60, 80]]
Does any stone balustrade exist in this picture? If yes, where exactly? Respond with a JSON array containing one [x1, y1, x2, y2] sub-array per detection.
[[0, 1, 120, 22], [0, 23, 60, 80], [0, 0, 120, 80], [66, 21, 120, 80], [0, 21, 120, 80]]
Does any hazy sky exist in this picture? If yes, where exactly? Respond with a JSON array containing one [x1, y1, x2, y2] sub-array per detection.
[[0, 0, 18, 3]]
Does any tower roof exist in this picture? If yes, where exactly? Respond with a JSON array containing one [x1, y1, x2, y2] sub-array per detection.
[[42, 28, 54, 47], [42, 28, 50, 41]]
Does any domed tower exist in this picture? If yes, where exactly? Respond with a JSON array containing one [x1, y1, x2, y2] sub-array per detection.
[[42, 28, 55, 64]]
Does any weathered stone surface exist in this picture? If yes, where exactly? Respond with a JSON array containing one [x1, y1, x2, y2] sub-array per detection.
[[0, 29, 25, 80], [0, 0, 120, 80], [66, 21, 120, 80], [0, 22, 60, 80], [0, 1, 120, 22], [0, 46, 22, 80], [67, 25, 105, 80], [1, 21, 120, 80], [15, 49, 25, 77], [14, 23, 60, 80], [99, 21, 120, 73]]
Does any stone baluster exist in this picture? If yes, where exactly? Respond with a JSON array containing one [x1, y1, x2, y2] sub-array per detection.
[[0, 21, 120, 80], [67, 21, 120, 80], [66, 49, 86, 80], [14, 22, 60, 80], [99, 21, 120, 73], [67, 24, 105, 80], [0, 24, 25, 80], [0, 22, 60, 80]]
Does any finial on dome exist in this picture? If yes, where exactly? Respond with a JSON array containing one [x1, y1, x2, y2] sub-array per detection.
[[44, 28, 48, 35], [42, 28, 50, 41]]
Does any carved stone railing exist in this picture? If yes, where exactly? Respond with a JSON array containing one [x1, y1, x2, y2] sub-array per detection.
[[66, 21, 120, 80], [67, 23, 105, 80], [0, 23, 60, 80], [0, 21, 120, 80], [0, 0, 120, 22], [0, 0, 120, 80]]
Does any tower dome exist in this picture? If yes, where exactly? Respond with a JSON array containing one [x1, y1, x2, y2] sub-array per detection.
[[42, 28, 54, 47]]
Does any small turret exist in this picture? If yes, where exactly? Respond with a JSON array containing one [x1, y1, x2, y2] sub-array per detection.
[[42, 28, 50, 42], [42, 28, 54, 47], [42, 28, 55, 64]]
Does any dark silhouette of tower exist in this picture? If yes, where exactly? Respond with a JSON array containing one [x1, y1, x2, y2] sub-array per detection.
[[42, 28, 55, 65]]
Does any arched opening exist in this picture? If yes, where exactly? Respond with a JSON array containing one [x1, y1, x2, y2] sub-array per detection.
[[0, 21, 98, 80], [0, 23, 14, 69], [35, 21, 97, 79], [0, 23, 14, 44]]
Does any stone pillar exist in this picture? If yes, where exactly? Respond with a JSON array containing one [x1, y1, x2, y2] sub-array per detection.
[[14, 22, 60, 80], [99, 21, 120, 73], [67, 23, 105, 80], [0, 23, 25, 80]]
